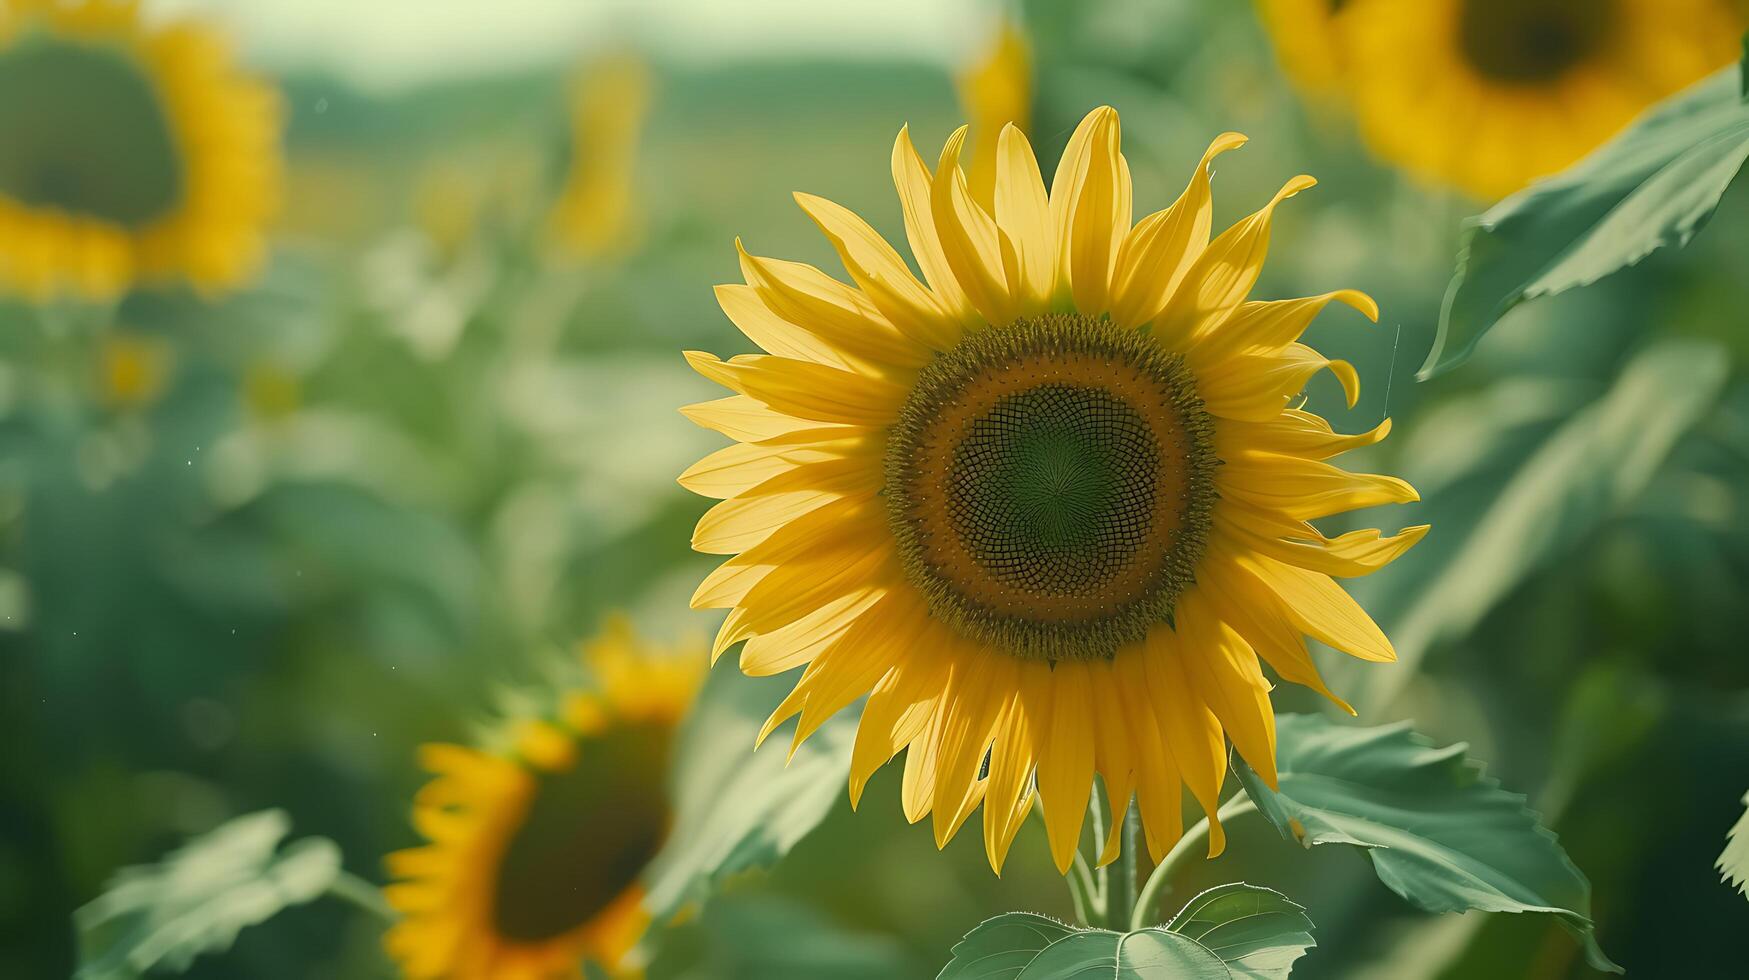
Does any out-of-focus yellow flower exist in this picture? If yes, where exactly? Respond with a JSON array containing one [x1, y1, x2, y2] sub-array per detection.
[[412, 163, 482, 261], [0, 0, 281, 300], [682, 106, 1424, 875], [1258, 0, 1746, 200], [96, 330, 171, 409], [956, 21, 1032, 211], [548, 53, 652, 260], [383, 617, 703, 979]]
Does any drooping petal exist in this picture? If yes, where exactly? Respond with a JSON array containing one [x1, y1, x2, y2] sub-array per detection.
[[1187, 289, 1377, 368], [1218, 450, 1419, 520], [1034, 659, 1095, 874], [1175, 588, 1278, 788], [1108, 132, 1247, 328], [1158, 174, 1317, 345], [1212, 412, 1393, 462]]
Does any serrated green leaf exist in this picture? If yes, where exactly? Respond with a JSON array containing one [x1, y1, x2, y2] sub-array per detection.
[[1356, 338, 1728, 709], [1720, 790, 1749, 898], [1166, 885, 1315, 980], [938, 912, 1077, 979], [74, 810, 342, 980], [1424, 53, 1749, 379], [941, 890, 1315, 980], [1233, 715, 1620, 974], [640, 659, 856, 921], [1011, 928, 1228, 979]]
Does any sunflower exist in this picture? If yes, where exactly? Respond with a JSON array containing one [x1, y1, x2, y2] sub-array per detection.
[[1260, 0, 1746, 200], [680, 106, 1426, 875], [0, 0, 280, 300], [955, 20, 1031, 212], [383, 619, 703, 979], [548, 53, 651, 260]]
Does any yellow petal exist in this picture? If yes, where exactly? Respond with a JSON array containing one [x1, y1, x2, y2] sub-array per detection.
[[794, 192, 961, 351], [1089, 659, 1137, 866], [1196, 343, 1358, 422], [1198, 555, 1356, 714], [982, 676, 1040, 874], [1175, 589, 1278, 789], [1034, 660, 1095, 874], [1049, 106, 1126, 312], [715, 281, 854, 370], [902, 702, 946, 824], [993, 124, 1053, 309], [1218, 450, 1419, 521], [735, 243, 932, 370], [680, 394, 833, 443], [850, 653, 944, 808], [1140, 630, 1227, 858], [677, 439, 851, 499], [931, 125, 1019, 325], [932, 648, 1008, 847], [1216, 510, 1430, 578], [684, 351, 906, 426], [1111, 645, 1185, 863], [739, 586, 886, 676], [691, 486, 870, 555], [1109, 132, 1247, 328], [1188, 289, 1377, 368], [733, 542, 894, 638], [690, 497, 879, 607], [1213, 412, 1392, 462], [1217, 540, 1398, 663], [892, 125, 975, 323], [1161, 174, 1317, 344]]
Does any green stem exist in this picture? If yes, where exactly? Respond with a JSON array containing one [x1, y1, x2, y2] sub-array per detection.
[[1129, 796, 1256, 931], [328, 870, 397, 924], [1064, 855, 1098, 926], [1106, 803, 1141, 930]]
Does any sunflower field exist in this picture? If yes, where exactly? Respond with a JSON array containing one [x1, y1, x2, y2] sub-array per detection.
[[4, 1, 1749, 977]]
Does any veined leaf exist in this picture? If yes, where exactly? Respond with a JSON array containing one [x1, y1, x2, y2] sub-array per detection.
[[939, 886, 1314, 979], [74, 810, 342, 980], [1721, 790, 1749, 898], [1424, 47, 1749, 378], [641, 659, 857, 921], [1355, 338, 1728, 710], [1233, 715, 1620, 974], [1165, 885, 1315, 980]]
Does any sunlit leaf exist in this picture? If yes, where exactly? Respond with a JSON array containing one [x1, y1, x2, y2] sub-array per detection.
[[1355, 339, 1729, 709], [1233, 714, 1620, 974], [940, 887, 1314, 980], [640, 660, 857, 921], [1721, 790, 1749, 899], [1165, 884, 1315, 980], [73, 810, 341, 980], [1424, 50, 1749, 378]]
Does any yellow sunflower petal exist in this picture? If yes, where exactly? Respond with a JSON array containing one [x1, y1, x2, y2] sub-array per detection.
[[993, 124, 1053, 309], [1034, 660, 1095, 874], [1109, 132, 1247, 328], [892, 124, 976, 323], [794, 191, 961, 351], [1161, 174, 1316, 344], [931, 125, 1020, 325]]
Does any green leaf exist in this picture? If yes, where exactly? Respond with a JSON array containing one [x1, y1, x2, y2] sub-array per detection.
[[648, 893, 915, 980], [1355, 339, 1728, 709], [74, 810, 342, 980], [940, 889, 1314, 980], [1423, 51, 1749, 379], [1720, 790, 1749, 899], [1233, 715, 1620, 974], [640, 659, 857, 921], [1165, 885, 1315, 980]]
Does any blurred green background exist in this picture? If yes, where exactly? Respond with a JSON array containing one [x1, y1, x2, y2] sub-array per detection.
[[4, 0, 1748, 977]]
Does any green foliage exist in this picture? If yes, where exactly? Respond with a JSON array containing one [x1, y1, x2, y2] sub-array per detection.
[[1354, 338, 1729, 709], [73, 810, 341, 980], [1425, 47, 1749, 378], [1721, 791, 1749, 899], [648, 894, 915, 980], [939, 885, 1314, 980], [641, 660, 858, 922], [1233, 715, 1619, 974]]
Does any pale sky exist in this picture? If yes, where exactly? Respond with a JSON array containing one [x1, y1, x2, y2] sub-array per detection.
[[148, 0, 990, 91]]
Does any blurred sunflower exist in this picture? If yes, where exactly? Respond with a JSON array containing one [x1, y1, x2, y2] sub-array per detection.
[[0, 0, 280, 300], [548, 53, 651, 260], [681, 106, 1425, 874], [383, 619, 702, 979], [955, 20, 1031, 211], [1260, 0, 1746, 199]]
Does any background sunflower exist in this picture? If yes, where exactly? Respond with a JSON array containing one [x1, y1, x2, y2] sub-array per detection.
[[0, 0, 281, 299]]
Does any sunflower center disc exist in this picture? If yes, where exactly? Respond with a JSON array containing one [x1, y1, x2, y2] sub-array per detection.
[[491, 722, 669, 943], [886, 314, 1216, 662], [1459, 0, 1610, 83], [0, 33, 182, 225]]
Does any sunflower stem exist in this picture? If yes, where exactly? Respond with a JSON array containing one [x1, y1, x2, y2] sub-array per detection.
[[1064, 855, 1099, 927], [1129, 795, 1256, 931], [1106, 803, 1141, 930], [327, 870, 397, 924]]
